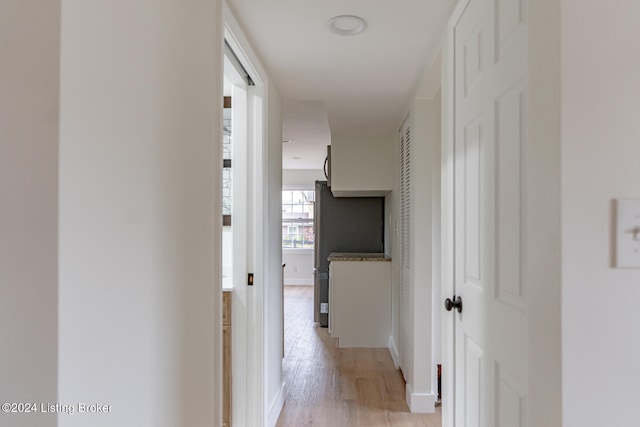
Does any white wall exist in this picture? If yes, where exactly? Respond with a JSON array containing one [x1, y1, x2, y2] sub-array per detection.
[[430, 90, 442, 399], [282, 169, 325, 186], [385, 192, 395, 258], [59, 1, 222, 426], [0, 2, 59, 426], [390, 54, 442, 413], [562, 2, 640, 425], [331, 134, 395, 197], [265, 79, 285, 426], [527, 2, 562, 426], [407, 96, 441, 412], [282, 251, 314, 285]]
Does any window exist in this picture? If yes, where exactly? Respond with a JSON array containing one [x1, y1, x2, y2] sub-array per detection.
[[282, 190, 315, 249], [222, 95, 232, 226]]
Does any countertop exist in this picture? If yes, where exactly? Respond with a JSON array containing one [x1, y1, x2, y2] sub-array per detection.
[[327, 252, 391, 262]]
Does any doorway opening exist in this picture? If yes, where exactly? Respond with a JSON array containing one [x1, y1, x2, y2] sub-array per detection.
[[221, 21, 266, 424]]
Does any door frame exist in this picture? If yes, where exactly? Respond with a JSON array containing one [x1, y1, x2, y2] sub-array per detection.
[[223, 4, 276, 426], [441, 1, 473, 426]]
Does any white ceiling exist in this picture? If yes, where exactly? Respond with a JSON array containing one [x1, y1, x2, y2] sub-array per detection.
[[226, 0, 456, 170], [282, 100, 331, 170]]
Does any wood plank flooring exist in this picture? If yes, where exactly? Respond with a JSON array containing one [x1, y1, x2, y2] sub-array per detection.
[[276, 285, 441, 427]]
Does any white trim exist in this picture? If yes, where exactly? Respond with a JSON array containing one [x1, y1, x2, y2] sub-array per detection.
[[283, 278, 313, 286], [223, 4, 266, 88], [282, 184, 314, 191], [224, 3, 273, 426], [267, 381, 286, 427], [405, 383, 437, 413], [440, 2, 466, 426], [388, 335, 401, 369], [282, 248, 313, 255]]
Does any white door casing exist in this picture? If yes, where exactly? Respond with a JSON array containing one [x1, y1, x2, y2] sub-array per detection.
[[449, 0, 529, 426], [224, 8, 271, 425]]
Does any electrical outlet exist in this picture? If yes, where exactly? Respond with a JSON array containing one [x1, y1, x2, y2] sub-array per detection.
[[320, 303, 329, 314], [293, 265, 299, 273]]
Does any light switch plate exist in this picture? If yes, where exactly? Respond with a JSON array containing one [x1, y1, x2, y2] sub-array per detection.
[[616, 199, 640, 268]]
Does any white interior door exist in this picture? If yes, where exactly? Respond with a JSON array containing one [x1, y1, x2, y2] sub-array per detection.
[[450, 0, 528, 425]]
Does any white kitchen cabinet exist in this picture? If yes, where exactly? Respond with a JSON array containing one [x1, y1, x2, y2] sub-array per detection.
[[330, 135, 394, 197], [328, 254, 391, 347]]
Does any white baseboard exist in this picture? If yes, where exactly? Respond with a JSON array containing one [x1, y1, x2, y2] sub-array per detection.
[[267, 381, 286, 427], [283, 278, 313, 286], [388, 335, 401, 369], [405, 383, 436, 413]]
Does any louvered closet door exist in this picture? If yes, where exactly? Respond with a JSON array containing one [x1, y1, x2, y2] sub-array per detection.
[[399, 119, 411, 375]]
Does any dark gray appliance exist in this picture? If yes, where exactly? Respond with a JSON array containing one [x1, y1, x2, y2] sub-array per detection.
[[313, 181, 384, 327]]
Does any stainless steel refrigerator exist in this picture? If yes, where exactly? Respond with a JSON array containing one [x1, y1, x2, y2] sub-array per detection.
[[313, 181, 385, 327]]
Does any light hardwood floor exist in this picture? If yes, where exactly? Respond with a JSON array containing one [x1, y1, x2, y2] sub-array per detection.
[[276, 285, 441, 427]]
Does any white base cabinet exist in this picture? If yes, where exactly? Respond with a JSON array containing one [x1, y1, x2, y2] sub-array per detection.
[[329, 260, 391, 348]]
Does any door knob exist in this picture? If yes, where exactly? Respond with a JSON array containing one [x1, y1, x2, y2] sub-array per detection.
[[444, 296, 463, 313]]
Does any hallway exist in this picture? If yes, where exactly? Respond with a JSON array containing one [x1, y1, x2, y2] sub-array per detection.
[[276, 286, 442, 427]]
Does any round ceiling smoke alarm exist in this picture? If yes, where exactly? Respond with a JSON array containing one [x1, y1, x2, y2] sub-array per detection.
[[327, 15, 367, 36]]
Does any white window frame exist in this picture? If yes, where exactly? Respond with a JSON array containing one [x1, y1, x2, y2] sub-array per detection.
[[282, 185, 314, 254]]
